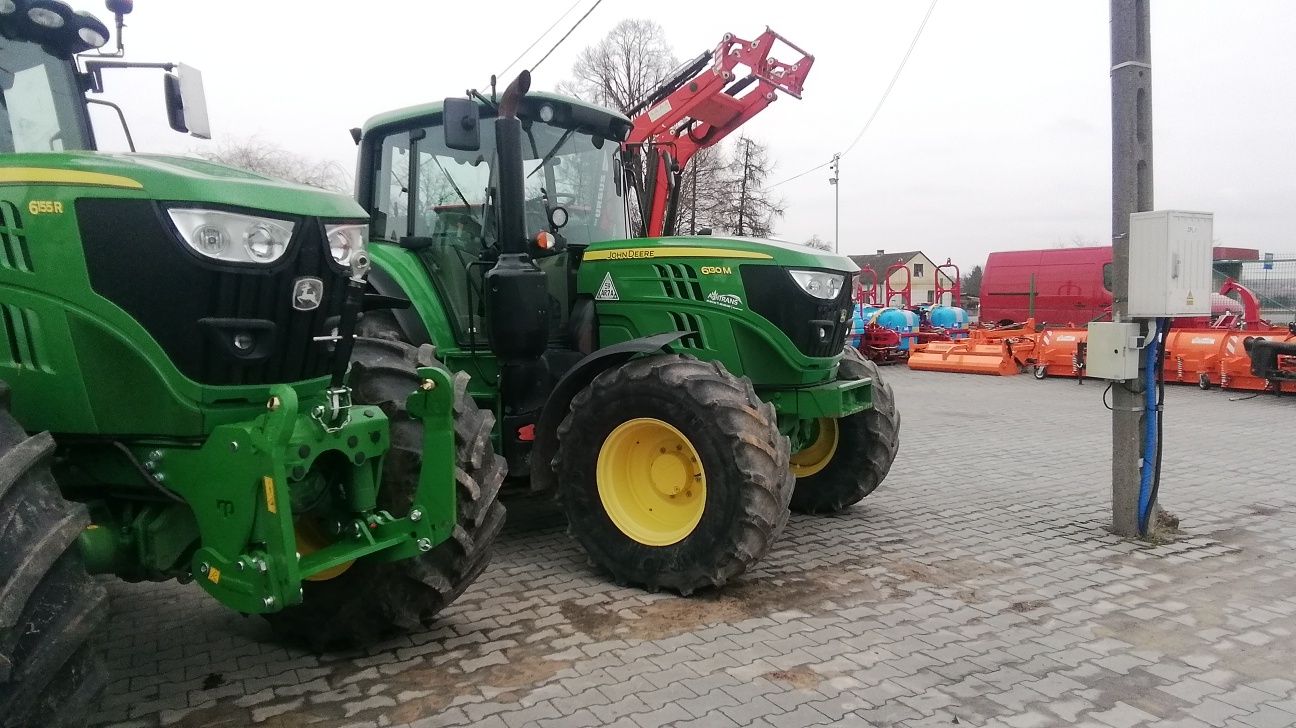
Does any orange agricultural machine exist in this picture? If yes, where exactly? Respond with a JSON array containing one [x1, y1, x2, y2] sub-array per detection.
[[908, 319, 1038, 376], [1159, 279, 1296, 393]]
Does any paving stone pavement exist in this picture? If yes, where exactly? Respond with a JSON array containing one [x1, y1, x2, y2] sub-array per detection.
[[91, 368, 1296, 728]]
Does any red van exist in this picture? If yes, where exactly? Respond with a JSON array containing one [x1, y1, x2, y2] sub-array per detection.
[[980, 247, 1112, 326]]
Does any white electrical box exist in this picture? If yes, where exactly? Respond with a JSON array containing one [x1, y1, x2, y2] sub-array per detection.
[[1086, 321, 1143, 380], [1127, 210, 1213, 317]]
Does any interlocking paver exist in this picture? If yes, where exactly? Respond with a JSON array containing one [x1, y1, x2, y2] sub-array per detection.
[[88, 372, 1296, 728]]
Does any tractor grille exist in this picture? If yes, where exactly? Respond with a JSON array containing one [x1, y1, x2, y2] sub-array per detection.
[[0, 304, 46, 372], [653, 263, 704, 301], [0, 201, 34, 273], [77, 199, 349, 387], [667, 310, 706, 350], [740, 266, 855, 358]]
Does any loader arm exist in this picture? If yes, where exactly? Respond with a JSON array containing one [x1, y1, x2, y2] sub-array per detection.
[[623, 27, 814, 237]]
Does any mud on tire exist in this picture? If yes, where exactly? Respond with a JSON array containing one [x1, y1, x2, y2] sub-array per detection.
[[264, 339, 505, 650]]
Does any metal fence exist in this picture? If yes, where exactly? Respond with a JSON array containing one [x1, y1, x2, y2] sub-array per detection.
[[1215, 255, 1296, 324]]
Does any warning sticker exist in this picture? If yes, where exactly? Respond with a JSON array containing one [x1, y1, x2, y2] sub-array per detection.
[[263, 476, 277, 514], [1186, 292, 1195, 306], [207, 566, 221, 585], [595, 272, 619, 301]]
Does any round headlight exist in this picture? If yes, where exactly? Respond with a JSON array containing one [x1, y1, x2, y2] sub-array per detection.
[[77, 26, 107, 47], [192, 225, 228, 255], [324, 223, 368, 266], [27, 7, 65, 28], [538, 104, 555, 123], [245, 224, 285, 260], [328, 228, 358, 265]]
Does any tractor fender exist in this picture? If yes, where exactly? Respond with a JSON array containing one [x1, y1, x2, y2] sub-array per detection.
[[367, 265, 433, 346], [529, 331, 687, 491]]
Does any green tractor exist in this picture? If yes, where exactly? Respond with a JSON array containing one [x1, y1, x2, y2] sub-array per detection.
[[0, 2, 503, 724], [350, 72, 899, 594]]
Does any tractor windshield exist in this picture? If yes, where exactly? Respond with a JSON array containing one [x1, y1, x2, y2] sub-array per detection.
[[374, 118, 625, 248], [0, 38, 91, 152], [373, 115, 626, 343]]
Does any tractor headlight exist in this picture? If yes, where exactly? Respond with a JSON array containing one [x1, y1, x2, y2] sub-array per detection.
[[324, 223, 368, 266], [167, 208, 295, 264], [788, 269, 846, 300]]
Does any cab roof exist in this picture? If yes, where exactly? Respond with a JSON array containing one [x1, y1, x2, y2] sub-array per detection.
[[359, 91, 632, 144]]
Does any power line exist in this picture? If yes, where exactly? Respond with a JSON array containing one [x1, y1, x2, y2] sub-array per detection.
[[769, 0, 939, 189], [531, 0, 607, 74], [498, 0, 585, 79], [842, 0, 939, 156], [768, 159, 833, 189]]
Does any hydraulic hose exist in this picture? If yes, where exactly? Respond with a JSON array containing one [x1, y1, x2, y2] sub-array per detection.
[[1137, 318, 1165, 535]]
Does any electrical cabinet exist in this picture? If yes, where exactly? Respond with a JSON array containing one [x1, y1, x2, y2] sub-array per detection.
[[1086, 321, 1143, 380], [1127, 210, 1213, 317]]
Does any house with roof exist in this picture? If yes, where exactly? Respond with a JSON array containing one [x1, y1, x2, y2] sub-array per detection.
[[849, 250, 956, 306]]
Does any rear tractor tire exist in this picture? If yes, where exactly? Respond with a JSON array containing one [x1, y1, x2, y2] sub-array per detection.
[[789, 346, 901, 514], [264, 339, 505, 650], [553, 355, 794, 594], [0, 395, 107, 728]]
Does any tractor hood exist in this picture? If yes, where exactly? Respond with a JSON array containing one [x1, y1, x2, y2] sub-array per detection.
[[0, 152, 365, 219], [584, 235, 859, 272]]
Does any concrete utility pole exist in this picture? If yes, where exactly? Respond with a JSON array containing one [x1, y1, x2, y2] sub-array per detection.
[[1110, 0, 1154, 537], [829, 153, 840, 253]]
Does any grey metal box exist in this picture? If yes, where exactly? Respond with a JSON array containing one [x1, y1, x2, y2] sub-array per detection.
[[1086, 321, 1142, 380], [1127, 210, 1213, 317]]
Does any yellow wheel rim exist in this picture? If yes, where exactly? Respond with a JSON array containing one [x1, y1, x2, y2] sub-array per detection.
[[294, 517, 354, 582], [596, 418, 707, 546], [790, 418, 840, 478]]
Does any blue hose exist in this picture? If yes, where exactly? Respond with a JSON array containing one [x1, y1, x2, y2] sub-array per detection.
[[1137, 319, 1160, 533]]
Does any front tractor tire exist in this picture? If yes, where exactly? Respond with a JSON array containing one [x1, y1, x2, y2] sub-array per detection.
[[265, 339, 505, 650], [554, 355, 794, 594], [0, 399, 107, 728], [789, 346, 901, 514]]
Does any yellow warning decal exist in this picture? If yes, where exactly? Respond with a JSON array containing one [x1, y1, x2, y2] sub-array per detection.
[[263, 476, 277, 514], [0, 167, 144, 189], [207, 566, 221, 584], [583, 246, 772, 262]]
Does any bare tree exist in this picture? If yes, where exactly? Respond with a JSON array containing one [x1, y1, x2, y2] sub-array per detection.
[[804, 234, 833, 251], [198, 136, 351, 193], [676, 144, 729, 235], [961, 264, 983, 297], [560, 19, 678, 113], [718, 135, 784, 238]]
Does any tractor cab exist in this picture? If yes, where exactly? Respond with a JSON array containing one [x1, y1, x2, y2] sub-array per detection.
[[0, 28, 94, 152], [357, 92, 632, 345], [0, 1, 209, 153]]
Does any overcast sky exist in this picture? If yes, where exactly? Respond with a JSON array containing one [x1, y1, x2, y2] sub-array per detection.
[[71, 0, 1296, 271]]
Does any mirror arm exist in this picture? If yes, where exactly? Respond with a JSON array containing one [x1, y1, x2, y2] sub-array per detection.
[[83, 60, 176, 93]]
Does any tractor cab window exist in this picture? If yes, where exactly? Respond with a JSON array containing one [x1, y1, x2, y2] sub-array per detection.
[[0, 38, 91, 152], [373, 114, 626, 344]]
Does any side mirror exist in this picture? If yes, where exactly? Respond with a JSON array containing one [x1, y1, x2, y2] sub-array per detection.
[[442, 97, 480, 152], [163, 64, 211, 139]]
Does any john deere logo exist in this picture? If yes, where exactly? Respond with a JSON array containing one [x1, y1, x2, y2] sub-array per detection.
[[292, 277, 324, 311]]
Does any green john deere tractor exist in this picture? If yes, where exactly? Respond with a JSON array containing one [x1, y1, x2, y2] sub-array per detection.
[[0, 2, 503, 725], [350, 72, 899, 594]]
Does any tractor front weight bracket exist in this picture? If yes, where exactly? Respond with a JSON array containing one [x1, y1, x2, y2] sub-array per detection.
[[140, 372, 455, 615], [400, 365, 458, 558], [761, 376, 873, 422]]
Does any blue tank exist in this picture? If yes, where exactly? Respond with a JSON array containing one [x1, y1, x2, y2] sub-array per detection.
[[849, 305, 882, 346], [874, 307, 921, 351], [928, 305, 970, 339]]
